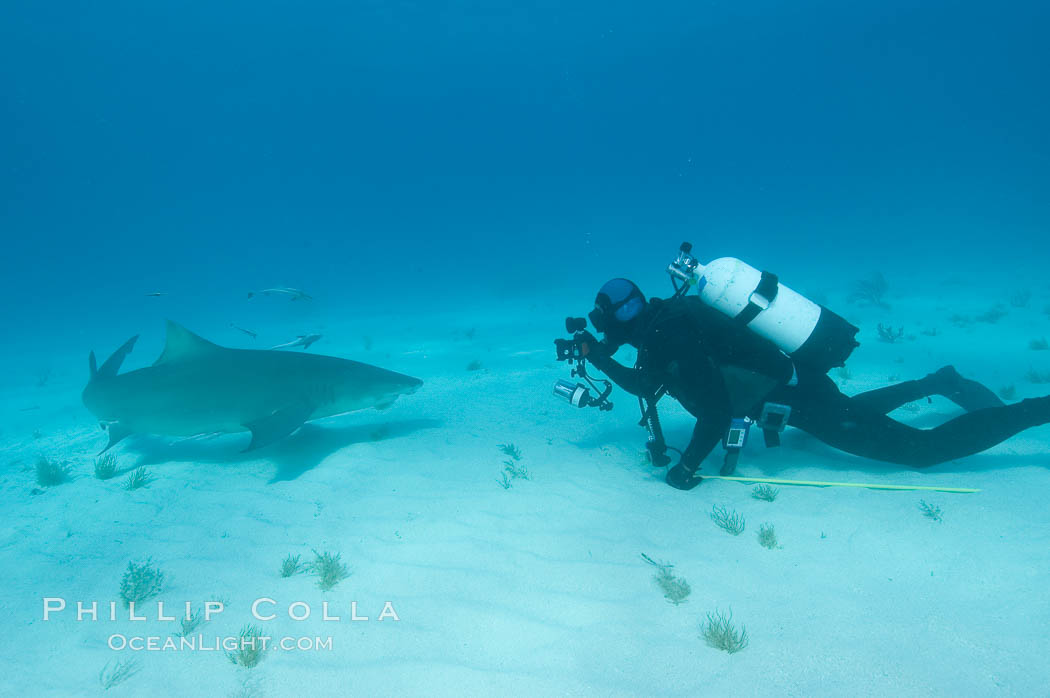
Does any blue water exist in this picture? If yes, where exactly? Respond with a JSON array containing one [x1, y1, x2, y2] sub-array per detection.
[[4, 0, 1047, 332], [2, 1, 1049, 694]]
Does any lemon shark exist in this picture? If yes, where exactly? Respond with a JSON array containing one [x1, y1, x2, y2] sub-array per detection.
[[82, 321, 422, 452]]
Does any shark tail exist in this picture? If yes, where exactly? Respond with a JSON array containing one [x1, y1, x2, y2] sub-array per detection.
[[89, 335, 139, 382]]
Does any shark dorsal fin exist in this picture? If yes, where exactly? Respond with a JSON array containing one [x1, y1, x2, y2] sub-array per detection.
[[92, 336, 139, 381], [153, 321, 222, 366]]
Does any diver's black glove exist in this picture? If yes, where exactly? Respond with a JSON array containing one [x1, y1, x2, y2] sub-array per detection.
[[666, 462, 703, 490], [577, 331, 610, 363]]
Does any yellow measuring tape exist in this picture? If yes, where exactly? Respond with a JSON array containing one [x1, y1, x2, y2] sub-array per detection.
[[705, 474, 980, 494]]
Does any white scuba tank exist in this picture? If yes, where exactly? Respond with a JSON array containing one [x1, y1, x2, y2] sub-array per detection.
[[697, 257, 819, 354], [668, 244, 859, 370]]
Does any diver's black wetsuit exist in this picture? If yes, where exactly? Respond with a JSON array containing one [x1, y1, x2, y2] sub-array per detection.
[[586, 296, 1050, 479]]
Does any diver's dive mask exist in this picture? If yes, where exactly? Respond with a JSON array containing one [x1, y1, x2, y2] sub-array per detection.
[[590, 278, 646, 335]]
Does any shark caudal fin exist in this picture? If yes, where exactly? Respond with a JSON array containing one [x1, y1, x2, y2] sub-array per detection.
[[88, 335, 139, 382]]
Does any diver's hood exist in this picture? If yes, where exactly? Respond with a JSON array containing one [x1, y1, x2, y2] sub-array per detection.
[[590, 278, 646, 337]]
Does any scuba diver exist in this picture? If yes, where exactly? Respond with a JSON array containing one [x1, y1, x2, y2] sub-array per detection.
[[555, 244, 1050, 490]]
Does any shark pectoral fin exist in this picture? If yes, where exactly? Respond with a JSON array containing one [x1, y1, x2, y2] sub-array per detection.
[[374, 396, 397, 411], [243, 403, 314, 452], [101, 422, 134, 453]]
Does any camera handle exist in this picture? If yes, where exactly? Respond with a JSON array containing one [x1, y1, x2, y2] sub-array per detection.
[[638, 387, 673, 467], [572, 358, 614, 411]]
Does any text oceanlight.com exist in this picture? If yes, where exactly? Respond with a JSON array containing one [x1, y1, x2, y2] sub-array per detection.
[[108, 633, 333, 652]]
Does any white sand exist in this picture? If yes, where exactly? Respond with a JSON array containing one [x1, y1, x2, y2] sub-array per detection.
[[2, 283, 1050, 697]]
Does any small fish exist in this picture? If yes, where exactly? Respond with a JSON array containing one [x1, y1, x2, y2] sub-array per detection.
[[145, 292, 167, 297], [270, 333, 322, 351], [230, 323, 258, 340], [247, 288, 312, 301], [19, 405, 40, 412]]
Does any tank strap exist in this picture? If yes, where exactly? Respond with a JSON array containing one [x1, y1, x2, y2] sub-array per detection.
[[735, 271, 779, 325]]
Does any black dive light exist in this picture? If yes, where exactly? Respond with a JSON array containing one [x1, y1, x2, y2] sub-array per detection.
[[553, 317, 589, 362], [565, 316, 587, 333]]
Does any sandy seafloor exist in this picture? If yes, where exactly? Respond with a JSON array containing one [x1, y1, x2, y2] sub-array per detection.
[[2, 279, 1050, 697]]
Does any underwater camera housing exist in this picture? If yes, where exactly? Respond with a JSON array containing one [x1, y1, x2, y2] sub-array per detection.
[[552, 317, 613, 411], [554, 317, 588, 362]]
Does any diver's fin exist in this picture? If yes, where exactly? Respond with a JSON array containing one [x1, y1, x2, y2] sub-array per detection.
[[101, 422, 134, 452], [93, 336, 139, 381], [946, 380, 1005, 411], [242, 403, 313, 451], [928, 366, 1005, 412], [154, 320, 222, 366]]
